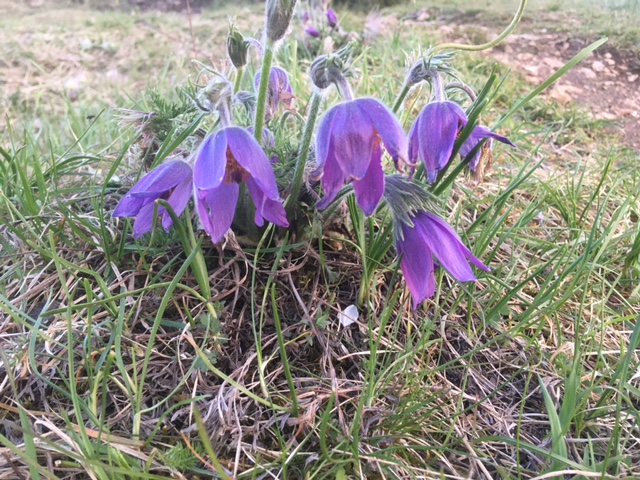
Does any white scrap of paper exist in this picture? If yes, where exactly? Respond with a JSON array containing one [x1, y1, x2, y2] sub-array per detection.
[[338, 305, 359, 327]]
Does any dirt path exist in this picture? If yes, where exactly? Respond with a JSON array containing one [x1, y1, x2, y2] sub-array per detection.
[[403, 8, 640, 150]]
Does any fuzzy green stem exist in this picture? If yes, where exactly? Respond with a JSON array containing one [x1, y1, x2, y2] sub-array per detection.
[[432, 0, 527, 53], [156, 200, 216, 318], [285, 90, 322, 222], [336, 75, 354, 102], [254, 44, 274, 143], [233, 66, 244, 94], [431, 71, 445, 102], [392, 82, 410, 113], [356, 209, 368, 307]]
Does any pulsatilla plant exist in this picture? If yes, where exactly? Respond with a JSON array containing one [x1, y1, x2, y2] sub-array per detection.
[[113, 0, 525, 310]]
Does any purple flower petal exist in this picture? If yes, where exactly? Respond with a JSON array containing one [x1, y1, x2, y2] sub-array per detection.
[[352, 140, 384, 216], [254, 67, 294, 120], [356, 98, 408, 167], [132, 202, 157, 238], [196, 181, 240, 244], [316, 152, 345, 210], [225, 127, 280, 200], [411, 101, 467, 183], [114, 161, 192, 217], [331, 102, 375, 180], [161, 175, 193, 231], [246, 177, 289, 228], [306, 26, 320, 38], [460, 125, 515, 171], [398, 223, 436, 308], [326, 8, 338, 27], [314, 99, 406, 216], [416, 212, 489, 281], [113, 194, 146, 218], [194, 132, 227, 191], [314, 106, 338, 173]]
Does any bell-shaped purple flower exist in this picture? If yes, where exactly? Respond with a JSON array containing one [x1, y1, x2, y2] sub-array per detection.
[[193, 127, 288, 243], [305, 25, 321, 38], [460, 125, 515, 172], [326, 8, 338, 28], [409, 101, 468, 183], [113, 160, 193, 238], [312, 98, 408, 216], [254, 66, 294, 121], [397, 211, 489, 308]]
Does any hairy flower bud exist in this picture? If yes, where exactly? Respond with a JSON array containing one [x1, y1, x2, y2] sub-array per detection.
[[405, 52, 455, 86], [265, 0, 298, 42], [305, 26, 320, 38], [227, 23, 250, 69], [196, 77, 233, 114], [310, 56, 342, 90], [234, 90, 256, 114], [326, 8, 338, 28], [309, 42, 355, 90]]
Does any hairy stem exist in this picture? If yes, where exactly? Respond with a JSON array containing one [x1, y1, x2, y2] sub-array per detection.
[[285, 90, 322, 222], [253, 44, 274, 143], [233, 66, 244, 94], [433, 0, 527, 53], [392, 82, 410, 113]]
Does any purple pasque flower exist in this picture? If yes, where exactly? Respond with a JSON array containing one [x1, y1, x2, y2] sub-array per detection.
[[409, 100, 468, 183], [312, 98, 408, 216], [305, 25, 321, 38], [396, 211, 489, 308], [193, 127, 288, 243], [254, 66, 294, 121], [326, 8, 338, 28], [459, 125, 515, 172], [113, 160, 193, 238]]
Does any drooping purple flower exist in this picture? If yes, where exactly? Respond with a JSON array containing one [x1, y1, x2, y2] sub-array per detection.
[[409, 101, 468, 183], [459, 125, 515, 172], [312, 98, 408, 216], [326, 8, 338, 28], [113, 160, 193, 238], [254, 66, 294, 121], [396, 211, 489, 308], [193, 127, 288, 243], [305, 25, 321, 38]]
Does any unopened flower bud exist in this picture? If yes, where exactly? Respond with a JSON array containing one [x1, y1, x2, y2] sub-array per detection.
[[310, 56, 342, 90], [227, 23, 250, 69], [196, 77, 233, 113], [406, 60, 437, 87], [306, 26, 320, 38], [326, 8, 338, 28], [265, 0, 298, 43], [234, 90, 256, 114], [405, 52, 455, 86], [309, 42, 355, 90]]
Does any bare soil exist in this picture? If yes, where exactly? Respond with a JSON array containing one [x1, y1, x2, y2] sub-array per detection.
[[406, 7, 640, 149]]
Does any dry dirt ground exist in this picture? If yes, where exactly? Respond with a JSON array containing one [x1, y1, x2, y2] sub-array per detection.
[[403, 7, 640, 149]]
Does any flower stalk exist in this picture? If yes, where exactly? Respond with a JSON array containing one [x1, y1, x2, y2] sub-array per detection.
[[156, 200, 215, 314], [254, 43, 274, 144], [233, 66, 244, 94], [392, 82, 411, 113], [285, 89, 322, 222], [432, 0, 527, 53]]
